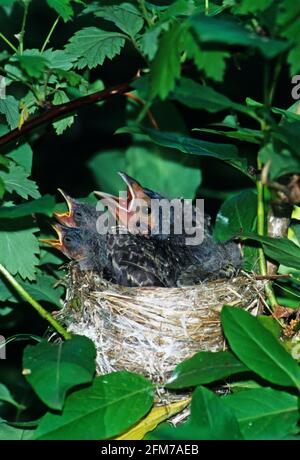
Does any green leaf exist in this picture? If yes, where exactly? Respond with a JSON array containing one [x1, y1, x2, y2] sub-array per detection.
[[278, 0, 300, 74], [0, 221, 39, 280], [93, 3, 144, 37], [0, 421, 34, 440], [258, 316, 282, 339], [149, 22, 183, 100], [221, 306, 300, 390], [88, 149, 126, 195], [131, 128, 249, 177], [148, 386, 242, 440], [52, 90, 74, 135], [259, 143, 300, 180], [214, 189, 257, 241], [171, 77, 236, 112], [243, 233, 300, 270], [125, 144, 201, 198], [0, 384, 25, 409], [0, 272, 63, 306], [47, 0, 75, 22], [6, 143, 33, 174], [223, 387, 299, 440], [139, 24, 165, 60], [166, 351, 247, 389], [234, 0, 273, 14], [43, 48, 76, 70], [23, 336, 96, 410], [184, 30, 229, 81], [0, 163, 40, 199], [14, 52, 48, 78], [34, 372, 154, 440], [65, 27, 126, 69], [190, 15, 289, 59], [0, 195, 55, 219], [0, 95, 19, 129]]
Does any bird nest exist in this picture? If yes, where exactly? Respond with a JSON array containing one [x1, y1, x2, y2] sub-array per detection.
[[59, 264, 264, 389]]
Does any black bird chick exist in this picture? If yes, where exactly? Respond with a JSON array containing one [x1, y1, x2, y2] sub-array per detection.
[[41, 224, 108, 274], [96, 173, 242, 283], [54, 189, 99, 231]]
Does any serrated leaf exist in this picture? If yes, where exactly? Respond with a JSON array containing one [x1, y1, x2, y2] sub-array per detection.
[[221, 306, 300, 390], [166, 351, 247, 389], [0, 95, 19, 129], [52, 90, 74, 135], [0, 220, 39, 280], [47, 0, 74, 22], [14, 53, 48, 78], [93, 3, 144, 37], [0, 163, 40, 199], [6, 143, 32, 174], [223, 387, 299, 440], [34, 372, 154, 440], [149, 22, 183, 100], [65, 27, 125, 69], [23, 336, 96, 410], [184, 30, 229, 81], [43, 48, 76, 71], [147, 386, 242, 440]]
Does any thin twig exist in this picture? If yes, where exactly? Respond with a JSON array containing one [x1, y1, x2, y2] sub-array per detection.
[[255, 274, 291, 280], [41, 16, 60, 53], [124, 92, 159, 129], [0, 263, 71, 340], [0, 32, 18, 53], [0, 80, 133, 147], [19, 0, 29, 54]]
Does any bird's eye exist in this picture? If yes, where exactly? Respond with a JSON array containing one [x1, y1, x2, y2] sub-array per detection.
[[141, 206, 151, 215], [74, 210, 82, 221], [64, 236, 72, 244]]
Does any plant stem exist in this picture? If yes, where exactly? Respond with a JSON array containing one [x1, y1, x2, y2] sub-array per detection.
[[0, 263, 71, 340], [205, 0, 209, 15], [256, 157, 278, 309], [41, 16, 60, 53], [138, 0, 152, 27], [19, 0, 29, 54], [0, 32, 18, 53]]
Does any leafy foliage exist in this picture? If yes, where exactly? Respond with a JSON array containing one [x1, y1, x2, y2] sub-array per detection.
[[0, 0, 300, 442]]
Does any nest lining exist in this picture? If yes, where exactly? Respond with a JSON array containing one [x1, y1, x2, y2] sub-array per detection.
[[60, 264, 264, 386]]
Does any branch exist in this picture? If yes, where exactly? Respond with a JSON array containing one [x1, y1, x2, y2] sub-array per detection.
[[0, 80, 133, 147]]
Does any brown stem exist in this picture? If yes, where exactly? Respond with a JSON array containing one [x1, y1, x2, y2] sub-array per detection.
[[0, 81, 133, 147], [254, 274, 291, 280], [123, 92, 159, 130]]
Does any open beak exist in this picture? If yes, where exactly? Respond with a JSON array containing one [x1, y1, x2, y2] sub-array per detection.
[[53, 189, 76, 227], [118, 172, 149, 212], [40, 224, 64, 250]]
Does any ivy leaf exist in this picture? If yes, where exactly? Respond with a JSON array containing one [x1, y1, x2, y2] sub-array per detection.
[[93, 3, 144, 38], [52, 91, 74, 135], [0, 163, 40, 199], [0, 95, 19, 129], [34, 372, 154, 440], [0, 220, 40, 280], [23, 336, 96, 410], [65, 27, 126, 69], [190, 15, 289, 59], [149, 22, 183, 100]]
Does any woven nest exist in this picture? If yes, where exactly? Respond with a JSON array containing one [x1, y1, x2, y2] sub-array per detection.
[[59, 264, 264, 388]]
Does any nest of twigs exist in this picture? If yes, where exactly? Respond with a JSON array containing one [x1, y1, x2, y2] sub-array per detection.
[[59, 264, 264, 388]]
